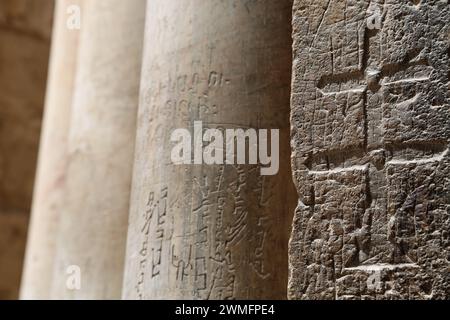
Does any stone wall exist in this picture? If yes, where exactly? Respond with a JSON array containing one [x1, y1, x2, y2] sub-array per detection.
[[289, 0, 450, 299]]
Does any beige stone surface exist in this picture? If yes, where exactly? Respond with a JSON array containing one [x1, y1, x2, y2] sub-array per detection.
[[289, 0, 450, 299], [122, 0, 296, 300], [20, 0, 82, 300], [0, 0, 54, 300], [50, 0, 146, 299]]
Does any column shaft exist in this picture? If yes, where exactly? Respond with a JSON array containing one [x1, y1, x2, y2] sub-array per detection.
[[123, 0, 296, 299], [50, 0, 146, 299], [21, 0, 82, 300]]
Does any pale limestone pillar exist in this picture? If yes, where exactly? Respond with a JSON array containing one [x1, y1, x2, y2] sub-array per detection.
[[0, 0, 54, 300], [20, 0, 82, 300], [122, 0, 296, 299], [50, 0, 146, 299]]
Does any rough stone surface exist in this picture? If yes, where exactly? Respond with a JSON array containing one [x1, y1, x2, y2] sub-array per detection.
[[0, 0, 54, 300], [122, 0, 296, 300], [50, 0, 146, 299], [289, 0, 450, 299], [21, 0, 82, 300]]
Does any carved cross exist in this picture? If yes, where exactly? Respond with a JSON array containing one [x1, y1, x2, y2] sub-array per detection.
[[306, 25, 448, 271]]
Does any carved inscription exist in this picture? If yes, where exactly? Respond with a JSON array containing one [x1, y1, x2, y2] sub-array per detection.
[[135, 187, 170, 299], [129, 61, 291, 299], [124, 1, 295, 300]]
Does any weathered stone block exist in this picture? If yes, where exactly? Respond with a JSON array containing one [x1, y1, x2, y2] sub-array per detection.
[[289, 0, 450, 299]]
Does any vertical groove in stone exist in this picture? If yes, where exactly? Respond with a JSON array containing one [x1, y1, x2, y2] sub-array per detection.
[[122, 0, 296, 300], [50, 0, 146, 299]]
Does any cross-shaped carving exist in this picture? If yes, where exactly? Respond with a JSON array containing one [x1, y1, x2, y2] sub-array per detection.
[[303, 27, 449, 271], [290, 0, 450, 300]]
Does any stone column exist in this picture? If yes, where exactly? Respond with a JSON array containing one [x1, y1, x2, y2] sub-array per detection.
[[0, 0, 54, 300], [20, 0, 82, 300], [289, 0, 450, 299], [122, 0, 296, 299], [50, 0, 146, 299]]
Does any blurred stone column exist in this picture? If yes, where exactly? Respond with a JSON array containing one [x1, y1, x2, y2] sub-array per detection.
[[122, 0, 295, 299], [50, 0, 146, 299], [20, 0, 82, 300], [0, 0, 54, 300]]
